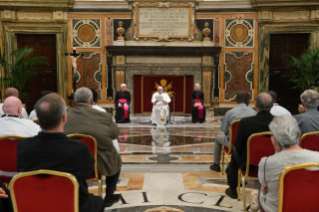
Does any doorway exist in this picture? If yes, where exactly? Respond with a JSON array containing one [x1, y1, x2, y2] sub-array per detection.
[[269, 33, 310, 114], [17, 34, 57, 113]]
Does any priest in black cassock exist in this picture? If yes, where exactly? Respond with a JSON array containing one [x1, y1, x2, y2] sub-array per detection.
[[191, 83, 206, 123], [115, 83, 131, 123]]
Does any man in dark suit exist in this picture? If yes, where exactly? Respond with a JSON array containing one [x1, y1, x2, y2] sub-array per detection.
[[17, 93, 104, 212], [0, 181, 13, 212], [225, 92, 274, 199], [115, 83, 131, 123], [64, 87, 122, 207], [191, 83, 206, 123]]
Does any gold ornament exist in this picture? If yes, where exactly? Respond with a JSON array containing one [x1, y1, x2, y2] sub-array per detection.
[[117, 21, 125, 41], [202, 22, 211, 41]]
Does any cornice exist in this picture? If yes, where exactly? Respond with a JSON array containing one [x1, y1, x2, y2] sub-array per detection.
[[0, 0, 75, 11]]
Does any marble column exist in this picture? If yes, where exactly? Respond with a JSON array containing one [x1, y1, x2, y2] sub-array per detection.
[[116, 69, 125, 91]]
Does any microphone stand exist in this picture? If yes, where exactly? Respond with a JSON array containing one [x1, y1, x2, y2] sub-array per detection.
[[170, 94, 176, 124]]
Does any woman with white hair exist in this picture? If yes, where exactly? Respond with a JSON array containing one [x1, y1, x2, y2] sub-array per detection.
[[251, 115, 319, 212]]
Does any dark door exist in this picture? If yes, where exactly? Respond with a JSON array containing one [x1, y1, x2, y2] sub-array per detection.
[[269, 34, 309, 115], [17, 34, 57, 113]]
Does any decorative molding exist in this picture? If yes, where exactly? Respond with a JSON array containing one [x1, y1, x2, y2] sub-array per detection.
[[72, 1, 130, 10], [197, 1, 253, 10], [250, 0, 319, 9], [0, 0, 75, 10]]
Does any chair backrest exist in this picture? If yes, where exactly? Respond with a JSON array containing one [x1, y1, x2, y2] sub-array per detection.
[[278, 163, 319, 212], [10, 169, 79, 212], [246, 132, 274, 173], [67, 134, 98, 179], [33, 120, 40, 126], [0, 135, 26, 183], [300, 131, 319, 152], [224, 119, 240, 154]]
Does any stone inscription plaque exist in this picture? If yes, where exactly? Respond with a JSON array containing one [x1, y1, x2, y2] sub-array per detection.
[[137, 6, 190, 38]]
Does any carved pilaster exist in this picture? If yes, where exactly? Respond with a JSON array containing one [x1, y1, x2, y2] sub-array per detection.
[[115, 69, 125, 91]]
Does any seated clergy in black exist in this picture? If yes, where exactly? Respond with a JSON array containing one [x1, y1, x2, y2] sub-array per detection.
[[191, 83, 206, 123], [115, 83, 131, 123], [225, 92, 274, 199], [17, 93, 104, 212]]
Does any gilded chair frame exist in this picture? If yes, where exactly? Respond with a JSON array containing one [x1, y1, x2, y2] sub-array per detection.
[[277, 162, 319, 212], [299, 131, 319, 148], [67, 133, 102, 196], [9, 169, 79, 212], [0, 135, 27, 187], [237, 131, 272, 212], [221, 119, 240, 175]]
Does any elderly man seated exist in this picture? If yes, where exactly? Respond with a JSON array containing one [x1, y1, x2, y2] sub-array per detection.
[[0, 88, 28, 119], [0, 96, 41, 137], [225, 93, 274, 199], [151, 86, 171, 126], [250, 115, 319, 212], [64, 87, 121, 207], [295, 89, 319, 135]]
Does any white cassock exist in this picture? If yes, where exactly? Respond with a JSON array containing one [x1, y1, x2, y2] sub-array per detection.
[[0, 103, 29, 119], [151, 92, 171, 126]]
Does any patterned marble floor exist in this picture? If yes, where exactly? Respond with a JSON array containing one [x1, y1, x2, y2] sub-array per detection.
[[87, 116, 258, 211]]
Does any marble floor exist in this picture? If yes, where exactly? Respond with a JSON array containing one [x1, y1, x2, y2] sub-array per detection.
[[88, 116, 258, 212]]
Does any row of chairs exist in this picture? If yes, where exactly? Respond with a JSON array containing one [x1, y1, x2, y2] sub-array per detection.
[[220, 119, 319, 212], [0, 133, 103, 196]]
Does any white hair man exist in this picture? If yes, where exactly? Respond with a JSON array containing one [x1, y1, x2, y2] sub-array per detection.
[[151, 86, 171, 126], [0, 87, 29, 119], [250, 115, 319, 212], [64, 87, 122, 207], [115, 83, 131, 123], [0, 96, 40, 137], [294, 89, 319, 135], [191, 83, 206, 123]]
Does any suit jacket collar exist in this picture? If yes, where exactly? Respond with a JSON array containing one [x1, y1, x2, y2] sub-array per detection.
[[256, 110, 272, 116], [38, 131, 67, 139]]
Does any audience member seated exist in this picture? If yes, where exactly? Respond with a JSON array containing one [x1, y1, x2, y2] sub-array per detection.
[[91, 88, 106, 112], [250, 115, 319, 212], [225, 93, 274, 199], [268, 91, 291, 116], [294, 90, 319, 135], [0, 88, 28, 119], [210, 91, 256, 172], [0, 97, 41, 137], [64, 87, 122, 207], [0, 181, 13, 212], [17, 93, 104, 212], [28, 90, 51, 120]]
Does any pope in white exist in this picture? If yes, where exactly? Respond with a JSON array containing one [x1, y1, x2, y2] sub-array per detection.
[[151, 86, 171, 126]]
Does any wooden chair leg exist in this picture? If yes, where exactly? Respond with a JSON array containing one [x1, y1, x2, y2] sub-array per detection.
[[221, 150, 225, 175], [242, 176, 246, 212], [98, 176, 102, 197], [237, 169, 241, 200]]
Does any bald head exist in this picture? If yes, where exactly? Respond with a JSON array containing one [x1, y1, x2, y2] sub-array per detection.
[[2, 96, 22, 117], [255, 92, 273, 111], [4, 88, 19, 99]]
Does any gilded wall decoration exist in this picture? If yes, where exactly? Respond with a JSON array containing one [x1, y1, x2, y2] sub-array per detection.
[[76, 52, 102, 98], [113, 19, 132, 41], [225, 19, 254, 48], [72, 19, 101, 48], [194, 19, 214, 42], [224, 52, 254, 100]]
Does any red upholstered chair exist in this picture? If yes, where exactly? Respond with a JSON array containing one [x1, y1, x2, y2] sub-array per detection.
[[33, 120, 40, 126], [299, 131, 319, 152], [221, 119, 240, 175], [278, 162, 319, 212], [67, 133, 102, 196], [10, 169, 79, 212], [237, 132, 274, 212], [0, 135, 26, 184]]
